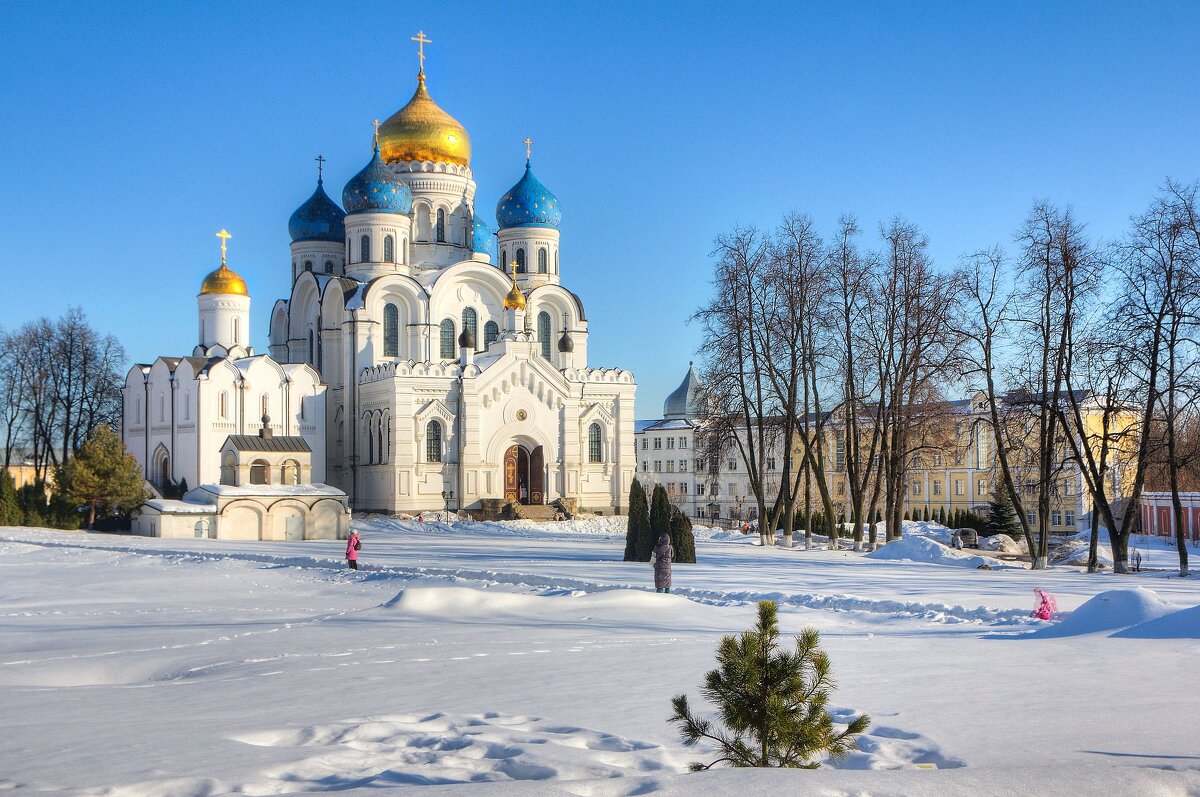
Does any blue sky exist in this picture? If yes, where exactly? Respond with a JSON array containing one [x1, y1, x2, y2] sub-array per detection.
[[1, 1, 1198, 417]]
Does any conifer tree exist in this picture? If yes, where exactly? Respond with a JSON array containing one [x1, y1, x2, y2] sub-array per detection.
[[0, 470, 21, 526], [983, 484, 1021, 539], [670, 506, 697, 564], [625, 479, 649, 561], [60, 425, 147, 529], [650, 483, 671, 549], [670, 600, 870, 769]]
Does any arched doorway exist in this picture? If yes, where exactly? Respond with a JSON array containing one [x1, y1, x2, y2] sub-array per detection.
[[504, 444, 545, 505]]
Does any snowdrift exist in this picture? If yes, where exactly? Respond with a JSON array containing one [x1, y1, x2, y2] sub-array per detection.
[[1027, 588, 1177, 638], [866, 536, 1016, 569], [1112, 603, 1200, 639], [383, 586, 681, 618], [979, 534, 1024, 553]]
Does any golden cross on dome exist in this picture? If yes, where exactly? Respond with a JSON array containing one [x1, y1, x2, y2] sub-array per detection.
[[371, 119, 381, 146], [411, 30, 432, 74], [523, 137, 533, 161], [216, 229, 231, 264], [315, 154, 325, 180], [510, 260, 519, 282]]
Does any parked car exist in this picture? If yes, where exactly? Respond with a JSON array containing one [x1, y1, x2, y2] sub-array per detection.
[[953, 528, 979, 548]]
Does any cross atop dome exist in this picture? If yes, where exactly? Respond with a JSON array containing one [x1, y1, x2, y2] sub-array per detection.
[[411, 30, 431, 76]]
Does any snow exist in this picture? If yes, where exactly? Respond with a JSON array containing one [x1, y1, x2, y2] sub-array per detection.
[[195, 482, 347, 497], [1, 520, 1198, 796]]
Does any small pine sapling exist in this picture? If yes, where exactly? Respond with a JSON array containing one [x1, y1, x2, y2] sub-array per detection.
[[670, 600, 870, 769]]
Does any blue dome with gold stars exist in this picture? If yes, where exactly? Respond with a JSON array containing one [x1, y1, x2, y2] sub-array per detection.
[[496, 162, 561, 229], [342, 146, 413, 215], [472, 216, 496, 257], [289, 179, 346, 243]]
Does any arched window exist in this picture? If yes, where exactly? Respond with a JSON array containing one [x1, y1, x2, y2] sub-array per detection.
[[538, 247, 547, 273], [233, 317, 240, 345], [281, 459, 300, 485], [307, 330, 314, 364], [538, 312, 551, 360], [218, 391, 228, 420], [516, 248, 526, 272], [249, 459, 270, 485], [299, 395, 307, 420], [366, 416, 375, 464], [426, 420, 442, 463], [555, 250, 559, 273], [462, 307, 477, 347], [439, 319, 455, 359], [221, 452, 236, 485], [384, 234, 395, 262], [386, 414, 391, 462], [501, 248, 507, 268], [588, 423, 603, 463], [324, 260, 334, 274], [376, 415, 384, 464], [383, 303, 399, 357], [360, 234, 370, 262], [436, 209, 446, 242], [304, 260, 313, 272], [484, 321, 499, 348]]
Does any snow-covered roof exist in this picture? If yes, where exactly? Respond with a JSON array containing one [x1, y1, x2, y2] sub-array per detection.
[[194, 483, 347, 498], [143, 498, 216, 515]]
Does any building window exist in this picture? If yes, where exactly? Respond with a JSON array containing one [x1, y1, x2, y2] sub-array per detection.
[[383, 303, 399, 357], [933, 453, 943, 467], [1025, 480, 1036, 496], [233, 317, 240, 345], [1051, 510, 1062, 526], [220, 452, 236, 485], [666, 461, 675, 473], [462, 307, 478, 350], [501, 248, 507, 268], [679, 460, 686, 471], [641, 439, 647, 450], [537, 247, 547, 273], [642, 460, 647, 471], [383, 235, 395, 262], [249, 459, 270, 485], [426, 420, 442, 463], [324, 260, 334, 274], [680, 437, 688, 449], [933, 482, 942, 495], [978, 479, 988, 495], [698, 483, 706, 496], [484, 320, 499, 348], [653, 437, 661, 450], [728, 459, 737, 471], [837, 481, 846, 496], [436, 209, 446, 242], [360, 234, 370, 262], [304, 260, 313, 272], [912, 481, 922, 496], [654, 460, 662, 471], [260, 393, 269, 418], [667, 437, 675, 450], [218, 391, 228, 420], [588, 423, 603, 463], [1065, 510, 1075, 526], [308, 330, 314, 365], [767, 457, 776, 470], [954, 479, 964, 496], [681, 483, 688, 494], [516, 248, 526, 272], [439, 319, 455, 359], [1026, 511, 1036, 525], [281, 459, 300, 485], [538, 312, 551, 360], [835, 438, 846, 470], [1064, 478, 1074, 496]]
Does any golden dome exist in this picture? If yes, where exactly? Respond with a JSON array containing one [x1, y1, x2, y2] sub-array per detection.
[[200, 263, 249, 296], [378, 73, 471, 166], [503, 261, 526, 310]]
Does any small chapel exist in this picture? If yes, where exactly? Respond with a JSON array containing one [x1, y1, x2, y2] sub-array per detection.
[[123, 34, 637, 522]]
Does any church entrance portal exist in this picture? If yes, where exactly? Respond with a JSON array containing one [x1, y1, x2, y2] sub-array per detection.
[[504, 444, 544, 505]]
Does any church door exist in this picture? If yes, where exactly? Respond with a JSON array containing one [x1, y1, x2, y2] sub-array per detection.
[[529, 446, 545, 505], [504, 445, 519, 503], [504, 445, 537, 505], [285, 515, 304, 541]]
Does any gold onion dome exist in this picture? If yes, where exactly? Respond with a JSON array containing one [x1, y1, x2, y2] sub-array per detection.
[[200, 263, 249, 296], [503, 262, 526, 310], [378, 73, 471, 166]]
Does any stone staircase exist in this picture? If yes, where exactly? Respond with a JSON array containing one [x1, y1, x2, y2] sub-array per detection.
[[512, 504, 560, 522]]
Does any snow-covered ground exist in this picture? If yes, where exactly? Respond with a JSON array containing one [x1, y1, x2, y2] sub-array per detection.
[[1, 517, 1197, 796]]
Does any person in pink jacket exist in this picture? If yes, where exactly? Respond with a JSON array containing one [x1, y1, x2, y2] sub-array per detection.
[[346, 531, 361, 570]]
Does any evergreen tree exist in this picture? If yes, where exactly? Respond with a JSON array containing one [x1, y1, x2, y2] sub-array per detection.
[[983, 485, 1021, 538], [670, 600, 870, 770], [18, 481, 48, 527], [650, 483, 671, 547], [60, 425, 147, 529], [0, 470, 21, 526], [670, 506, 697, 564], [903, 510, 910, 521], [625, 479, 649, 561]]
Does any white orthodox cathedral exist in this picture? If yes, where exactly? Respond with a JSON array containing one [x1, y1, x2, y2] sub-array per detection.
[[123, 45, 637, 536]]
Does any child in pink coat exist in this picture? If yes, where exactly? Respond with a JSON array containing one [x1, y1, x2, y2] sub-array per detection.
[[346, 531, 361, 570]]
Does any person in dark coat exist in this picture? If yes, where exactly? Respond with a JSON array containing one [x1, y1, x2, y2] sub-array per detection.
[[652, 533, 673, 593]]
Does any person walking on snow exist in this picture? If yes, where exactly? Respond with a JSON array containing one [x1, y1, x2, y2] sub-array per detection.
[[952, 532, 963, 551], [346, 530, 361, 571], [652, 533, 674, 593]]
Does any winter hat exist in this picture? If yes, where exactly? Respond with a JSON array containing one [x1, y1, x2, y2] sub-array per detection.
[[658, 534, 669, 544]]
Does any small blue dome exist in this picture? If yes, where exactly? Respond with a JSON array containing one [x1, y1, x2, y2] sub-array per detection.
[[472, 216, 496, 257], [289, 179, 346, 243], [342, 147, 413, 215], [496, 161, 561, 230]]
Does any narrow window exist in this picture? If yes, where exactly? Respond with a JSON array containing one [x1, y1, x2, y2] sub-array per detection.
[[588, 423, 602, 463], [538, 247, 547, 273], [260, 394, 269, 417], [233, 317, 240, 345], [426, 420, 442, 462], [436, 209, 446, 242], [299, 395, 306, 420], [516, 248, 526, 272], [501, 248, 507, 268], [307, 330, 314, 364], [383, 303, 399, 357], [218, 391, 228, 419], [360, 234, 370, 262], [439, 319, 455, 359], [304, 260, 313, 272], [366, 416, 374, 464], [324, 260, 334, 274], [538, 312, 551, 360], [384, 234, 395, 262], [462, 307, 477, 348], [484, 320, 499, 348], [377, 416, 384, 464]]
